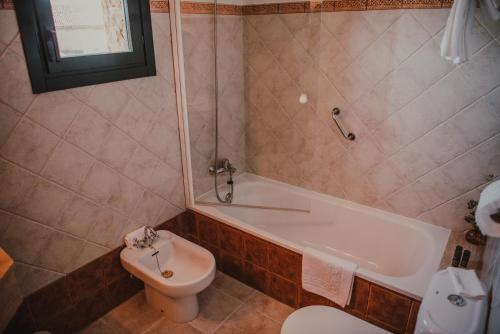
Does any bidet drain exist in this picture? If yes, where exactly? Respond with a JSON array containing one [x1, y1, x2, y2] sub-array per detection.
[[162, 270, 174, 278]]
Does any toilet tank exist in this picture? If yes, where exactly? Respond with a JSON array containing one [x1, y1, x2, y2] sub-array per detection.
[[415, 270, 488, 334]]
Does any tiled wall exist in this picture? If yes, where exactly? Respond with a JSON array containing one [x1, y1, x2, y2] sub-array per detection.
[[0, 9, 184, 296], [244, 9, 500, 231], [182, 13, 247, 196], [5, 212, 193, 334]]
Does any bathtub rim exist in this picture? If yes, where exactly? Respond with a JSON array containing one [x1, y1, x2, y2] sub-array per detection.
[[190, 172, 451, 300]]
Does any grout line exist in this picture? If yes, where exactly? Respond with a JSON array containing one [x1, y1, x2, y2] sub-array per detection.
[[416, 175, 500, 220], [377, 82, 500, 199], [208, 301, 246, 334]]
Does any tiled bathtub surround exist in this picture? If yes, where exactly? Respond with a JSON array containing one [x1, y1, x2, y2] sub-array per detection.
[[182, 13, 247, 196], [0, 9, 184, 295], [185, 211, 422, 334], [243, 8, 500, 231]]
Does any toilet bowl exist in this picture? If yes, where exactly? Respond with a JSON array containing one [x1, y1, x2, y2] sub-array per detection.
[[120, 230, 216, 322], [281, 306, 389, 334]]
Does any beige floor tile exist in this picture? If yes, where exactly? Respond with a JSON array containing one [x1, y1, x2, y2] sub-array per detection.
[[212, 271, 255, 301], [144, 317, 204, 334], [245, 291, 294, 323], [189, 285, 242, 333], [103, 292, 163, 333], [214, 305, 281, 334], [80, 319, 118, 334]]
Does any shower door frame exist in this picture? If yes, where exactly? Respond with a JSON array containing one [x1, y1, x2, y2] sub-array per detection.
[[168, 0, 317, 214]]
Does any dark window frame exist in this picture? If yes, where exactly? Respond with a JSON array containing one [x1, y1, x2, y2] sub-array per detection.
[[14, 0, 156, 93]]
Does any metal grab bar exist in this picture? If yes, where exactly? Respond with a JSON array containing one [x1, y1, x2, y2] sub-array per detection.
[[331, 108, 355, 141]]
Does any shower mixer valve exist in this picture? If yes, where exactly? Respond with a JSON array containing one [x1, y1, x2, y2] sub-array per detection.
[[208, 158, 236, 175]]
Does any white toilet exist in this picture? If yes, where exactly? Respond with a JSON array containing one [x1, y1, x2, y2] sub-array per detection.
[[120, 230, 216, 322], [282, 270, 488, 334]]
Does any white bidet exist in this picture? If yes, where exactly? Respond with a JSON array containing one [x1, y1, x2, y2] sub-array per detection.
[[120, 230, 216, 322]]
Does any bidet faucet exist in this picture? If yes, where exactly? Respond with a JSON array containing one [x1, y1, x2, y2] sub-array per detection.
[[134, 226, 160, 249]]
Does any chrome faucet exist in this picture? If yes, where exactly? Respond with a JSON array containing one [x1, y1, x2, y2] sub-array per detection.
[[209, 158, 236, 175], [133, 226, 160, 249]]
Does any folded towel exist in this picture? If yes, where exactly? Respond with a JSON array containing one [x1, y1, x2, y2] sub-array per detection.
[[302, 247, 358, 307], [124, 226, 146, 249], [440, 0, 475, 64], [447, 267, 486, 298]]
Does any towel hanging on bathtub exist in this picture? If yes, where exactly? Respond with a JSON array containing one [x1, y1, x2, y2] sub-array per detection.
[[440, 0, 475, 64], [302, 247, 358, 308]]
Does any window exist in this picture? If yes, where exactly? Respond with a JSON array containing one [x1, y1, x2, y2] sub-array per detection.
[[15, 0, 156, 93]]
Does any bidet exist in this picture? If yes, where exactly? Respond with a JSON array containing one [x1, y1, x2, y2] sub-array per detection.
[[120, 230, 216, 322]]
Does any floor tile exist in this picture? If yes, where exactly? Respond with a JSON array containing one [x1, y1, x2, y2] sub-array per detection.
[[212, 271, 255, 301], [102, 292, 163, 333], [144, 318, 204, 334], [189, 286, 243, 333], [214, 305, 281, 334], [245, 290, 294, 323]]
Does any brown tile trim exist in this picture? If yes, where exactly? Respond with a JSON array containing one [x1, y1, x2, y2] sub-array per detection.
[[367, 0, 402, 10], [0, 0, 454, 12], [242, 3, 280, 15], [334, 0, 368, 11], [401, 0, 442, 8], [441, 0, 454, 7], [150, 0, 170, 13], [278, 2, 308, 13]]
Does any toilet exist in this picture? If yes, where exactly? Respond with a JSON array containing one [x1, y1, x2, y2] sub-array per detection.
[[282, 270, 488, 334], [120, 230, 216, 322]]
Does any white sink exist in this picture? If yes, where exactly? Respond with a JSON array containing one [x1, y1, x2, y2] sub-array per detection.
[[120, 230, 216, 322]]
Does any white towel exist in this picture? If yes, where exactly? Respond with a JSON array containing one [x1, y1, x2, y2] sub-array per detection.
[[475, 180, 500, 238], [440, 0, 475, 64], [447, 267, 486, 298], [124, 226, 146, 249], [302, 247, 358, 307]]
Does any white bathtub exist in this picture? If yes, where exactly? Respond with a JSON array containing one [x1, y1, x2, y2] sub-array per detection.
[[194, 173, 450, 299]]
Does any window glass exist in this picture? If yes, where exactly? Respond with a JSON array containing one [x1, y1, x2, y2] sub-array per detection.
[[50, 0, 133, 58]]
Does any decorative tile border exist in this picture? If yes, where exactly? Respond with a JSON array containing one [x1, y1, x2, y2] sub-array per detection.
[[150, 0, 170, 12], [0, 0, 455, 13]]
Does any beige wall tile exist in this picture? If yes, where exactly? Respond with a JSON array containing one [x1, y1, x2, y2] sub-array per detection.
[[0, 102, 21, 147], [41, 141, 95, 191], [97, 127, 138, 172], [131, 191, 166, 226], [0, 159, 38, 212], [80, 162, 121, 204], [65, 106, 113, 155], [26, 91, 84, 135], [84, 82, 131, 121], [17, 179, 73, 226], [86, 208, 126, 248], [115, 96, 156, 142], [55, 195, 100, 238], [0, 215, 52, 264], [0, 50, 35, 112], [124, 147, 160, 188], [0, 119, 59, 173], [107, 176, 143, 215], [37, 231, 86, 273]]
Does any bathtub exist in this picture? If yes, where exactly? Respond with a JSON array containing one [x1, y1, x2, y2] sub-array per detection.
[[194, 173, 450, 299]]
